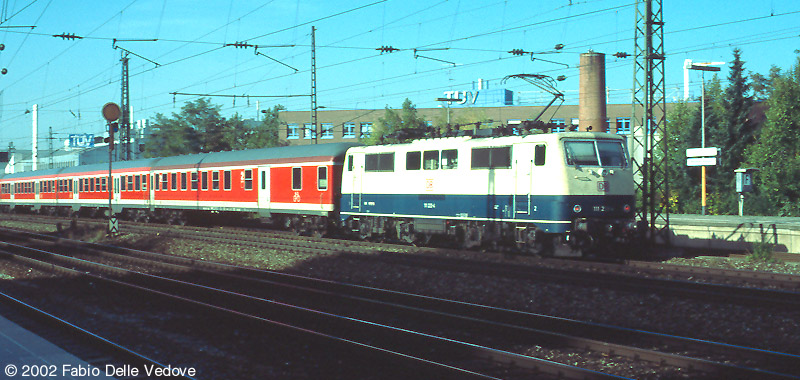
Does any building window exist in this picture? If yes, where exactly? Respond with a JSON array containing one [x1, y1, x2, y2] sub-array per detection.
[[317, 167, 328, 190], [616, 117, 631, 135], [292, 167, 302, 190], [360, 122, 372, 138], [287, 123, 300, 139], [550, 118, 566, 133], [321, 123, 334, 139], [244, 169, 253, 190], [224, 170, 231, 190], [212, 171, 220, 190], [304, 123, 316, 140], [343, 123, 356, 138]]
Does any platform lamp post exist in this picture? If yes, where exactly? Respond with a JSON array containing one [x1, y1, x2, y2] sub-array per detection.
[[686, 61, 723, 215], [102, 102, 121, 235]]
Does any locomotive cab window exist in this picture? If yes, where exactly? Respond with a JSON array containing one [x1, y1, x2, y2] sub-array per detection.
[[471, 146, 511, 169], [564, 140, 627, 167], [406, 152, 421, 170], [292, 167, 302, 190], [534, 144, 546, 166], [317, 167, 328, 190]]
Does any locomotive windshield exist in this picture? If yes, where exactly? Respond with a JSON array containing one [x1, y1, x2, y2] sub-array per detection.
[[564, 140, 628, 167]]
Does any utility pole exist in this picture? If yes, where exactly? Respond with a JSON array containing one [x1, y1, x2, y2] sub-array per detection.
[[631, 0, 668, 246], [120, 52, 131, 160], [310, 26, 318, 144], [32, 104, 38, 171], [48, 127, 54, 169]]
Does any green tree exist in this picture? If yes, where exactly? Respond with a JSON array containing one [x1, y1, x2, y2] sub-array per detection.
[[664, 101, 702, 213], [362, 98, 427, 145], [144, 99, 287, 158], [744, 55, 800, 216], [704, 49, 758, 214], [239, 105, 289, 149]]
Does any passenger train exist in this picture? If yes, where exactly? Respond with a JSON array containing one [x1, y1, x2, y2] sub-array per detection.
[[0, 131, 637, 257]]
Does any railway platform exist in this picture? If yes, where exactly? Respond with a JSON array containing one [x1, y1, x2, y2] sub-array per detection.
[[0, 314, 113, 380], [658, 214, 800, 257]]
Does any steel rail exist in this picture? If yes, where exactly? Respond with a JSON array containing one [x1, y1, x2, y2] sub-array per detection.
[[3, 230, 799, 379], [0, 241, 627, 380]]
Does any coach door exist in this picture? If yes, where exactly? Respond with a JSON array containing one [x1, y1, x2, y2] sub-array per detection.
[[514, 149, 532, 217], [257, 166, 271, 215]]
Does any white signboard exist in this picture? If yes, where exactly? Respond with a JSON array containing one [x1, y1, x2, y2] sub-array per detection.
[[687, 157, 717, 166], [686, 147, 719, 158]]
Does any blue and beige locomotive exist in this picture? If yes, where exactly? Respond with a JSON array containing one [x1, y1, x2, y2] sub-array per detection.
[[339, 131, 637, 256]]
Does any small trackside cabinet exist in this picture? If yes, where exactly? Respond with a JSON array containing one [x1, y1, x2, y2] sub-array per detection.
[[735, 168, 757, 193]]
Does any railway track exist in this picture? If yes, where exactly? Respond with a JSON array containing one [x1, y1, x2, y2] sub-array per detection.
[[2, 228, 799, 379], [0, 290, 191, 380]]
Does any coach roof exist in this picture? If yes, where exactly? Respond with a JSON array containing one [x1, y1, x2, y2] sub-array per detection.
[[153, 142, 362, 170]]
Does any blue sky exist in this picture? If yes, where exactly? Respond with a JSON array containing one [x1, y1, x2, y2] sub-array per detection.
[[1, 0, 799, 150]]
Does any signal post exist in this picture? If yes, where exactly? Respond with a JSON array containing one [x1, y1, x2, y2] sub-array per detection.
[[102, 102, 121, 235]]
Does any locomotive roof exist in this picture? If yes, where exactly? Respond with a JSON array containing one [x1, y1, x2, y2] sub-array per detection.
[[348, 131, 623, 152]]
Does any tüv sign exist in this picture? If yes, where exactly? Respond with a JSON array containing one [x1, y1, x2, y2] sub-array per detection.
[[68, 134, 95, 148]]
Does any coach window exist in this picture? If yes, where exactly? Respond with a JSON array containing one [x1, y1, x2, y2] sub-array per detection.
[[181, 172, 188, 190], [101, 178, 107, 192], [292, 167, 302, 190], [191, 172, 198, 190], [171, 173, 178, 190], [142, 175, 147, 191], [317, 167, 328, 190], [90, 178, 95, 192], [223, 170, 231, 190], [161, 174, 168, 190], [121, 177, 127, 191], [405, 151, 421, 170], [128, 175, 134, 191], [441, 149, 458, 169], [135, 175, 141, 191], [260, 171, 266, 190], [202, 171, 208, 190], [243, 170, 253, 190], [347, 155, 354, 171], [534, 144, 546, 166], [471, 146, 512, 169], [212, 171, 220, 190], [423, 150, 439, 170]]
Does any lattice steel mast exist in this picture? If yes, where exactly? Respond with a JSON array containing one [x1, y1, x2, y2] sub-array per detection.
[[631, 0, 669, 245]]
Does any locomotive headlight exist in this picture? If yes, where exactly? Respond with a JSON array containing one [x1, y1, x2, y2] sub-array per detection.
[[573, 204, 582, 213]]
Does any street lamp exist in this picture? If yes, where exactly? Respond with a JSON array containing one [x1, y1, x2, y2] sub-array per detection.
[[436, 97, 463, 125], [686, 61, 724, 215]]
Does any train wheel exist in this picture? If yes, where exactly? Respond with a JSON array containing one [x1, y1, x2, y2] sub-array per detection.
[[460, 223, 482, 249], [358, 218, 371, 240], [518, 227, 553, 256]]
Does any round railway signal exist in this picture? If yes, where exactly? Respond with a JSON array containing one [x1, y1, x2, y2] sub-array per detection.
[[102, 102, 121, 122]]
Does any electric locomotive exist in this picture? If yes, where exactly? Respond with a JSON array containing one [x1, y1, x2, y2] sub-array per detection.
[[340, 131, 637, 256]]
